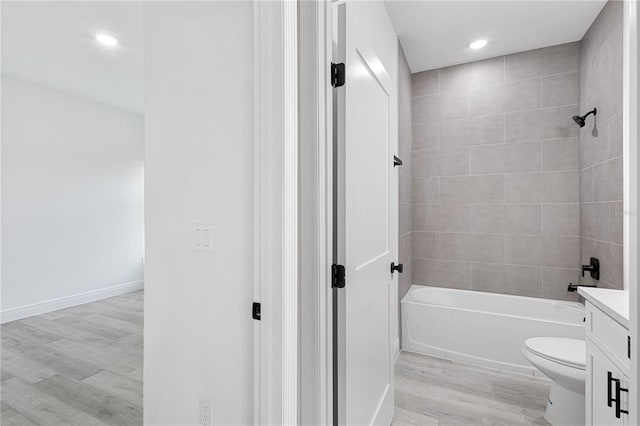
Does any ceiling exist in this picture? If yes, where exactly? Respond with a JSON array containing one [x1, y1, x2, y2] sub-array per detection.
[[1, 1, 607, 112], [2, 1, 143, 114], [385, 1, 607, 73]]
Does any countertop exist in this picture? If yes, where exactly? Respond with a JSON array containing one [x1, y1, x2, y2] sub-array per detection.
[[578, 287, 629, 328]]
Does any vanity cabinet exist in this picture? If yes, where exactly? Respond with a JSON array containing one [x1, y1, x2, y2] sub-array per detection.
[[585, 300, 630, 425]]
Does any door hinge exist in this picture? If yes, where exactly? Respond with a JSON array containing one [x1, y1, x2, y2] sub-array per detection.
[[331, 63, 345, 88], [252, 302, 261, 321], [393, 155, 403, 167], [332, 264, 346, 288], [628, 335, 631, 359]]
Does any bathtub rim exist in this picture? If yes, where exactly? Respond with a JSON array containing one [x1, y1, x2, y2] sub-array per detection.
[[402, 285, 585, 326]]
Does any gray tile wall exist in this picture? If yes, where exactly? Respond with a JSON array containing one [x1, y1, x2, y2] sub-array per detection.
[[580, 0, 624, 290], [399, 44, 413, 301], [410, 42, 582, 300]]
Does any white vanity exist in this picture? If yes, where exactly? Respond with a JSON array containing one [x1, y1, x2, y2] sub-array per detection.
[[579, 287, 630, 425]]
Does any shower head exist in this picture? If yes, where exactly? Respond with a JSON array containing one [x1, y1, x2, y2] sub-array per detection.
[[572, 115, 585, 127], [572, 108, 597, 128]]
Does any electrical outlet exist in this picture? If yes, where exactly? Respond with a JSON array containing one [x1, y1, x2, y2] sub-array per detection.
[[199, 396, 212, 426]]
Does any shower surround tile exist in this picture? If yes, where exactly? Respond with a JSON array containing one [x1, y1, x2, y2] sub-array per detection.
[[410, 41, 583, 300], [412, 122, 440, 151], [505, 42, 579, 82], [581, 202, 611, 241], [439, 233, 505, 263], [411, 149, 469, 177], [400, 203, 411, 235], [541, 138, 580, 171], [609, 112, 624, 158], [400, 233, 412, 264], [581, 237, 623, 289], [413, 259, 471, 289], [543, 204, 581, 236], [399, 44, 413, 302], [439, 114, 504, 148], [412, 177, 439, 204], [505, 105, 580, 142], [593, 157, 623, 202], [412, 90, 469, 124], [412, 204, 469, 233], [581, 1, 623, 292], [469, 78, 541, 116], [541, 72, 580, 108], [400, 172, 411, 204], [470, 204, 541, 235], [469, 142, 541, 174], [411, 69, 439, 97], [440, 175, 504, 204], [581, 166, 595, 202], [413, 232, 439, 260], [609, 201, 624, 245], [506, 235, 580, 269], [471, 263, 542, 297], [505, 171, 580, 203], [439, 56, 505, 91]]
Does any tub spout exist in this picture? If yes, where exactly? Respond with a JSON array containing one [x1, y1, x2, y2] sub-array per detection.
[[567, 282, 596, 292]]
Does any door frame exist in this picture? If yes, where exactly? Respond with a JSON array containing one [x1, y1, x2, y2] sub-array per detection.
[[255, 1, 334, 423], [299, 1, 640, 425], [297, 0, 334, 424], [299, 0, 400, 423], [253, 1, 299, 424], [298, 0, 334, 425], [624, 1, 640, 424]]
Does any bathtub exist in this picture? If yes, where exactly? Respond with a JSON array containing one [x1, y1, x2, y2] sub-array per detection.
[[401, 285, 585, 376]]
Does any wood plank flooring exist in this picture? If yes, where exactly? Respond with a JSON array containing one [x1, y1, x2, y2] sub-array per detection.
[[1, 291, 143, 426], [392, 351, 552, 426], [2, 291, 550, 425]]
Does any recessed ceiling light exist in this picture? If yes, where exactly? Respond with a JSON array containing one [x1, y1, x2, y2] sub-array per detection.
[[469, 39, 488, 49], [95, 33, 119, 47]]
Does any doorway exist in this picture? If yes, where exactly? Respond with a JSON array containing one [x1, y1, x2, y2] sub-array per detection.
[[1, 2, 144, 424]]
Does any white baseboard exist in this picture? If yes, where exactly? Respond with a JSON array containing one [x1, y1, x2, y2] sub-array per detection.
[[1, 280, 144, 324]]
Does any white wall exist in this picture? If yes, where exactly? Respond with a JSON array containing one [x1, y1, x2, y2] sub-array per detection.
[[1, 76, 144, 321], [143, 2, 254, 425]]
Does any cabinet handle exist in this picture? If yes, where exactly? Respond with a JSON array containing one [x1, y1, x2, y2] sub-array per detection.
[[608, 371, 614, 407], [608, 371, 629, 418], [615, 378, 629, 418]]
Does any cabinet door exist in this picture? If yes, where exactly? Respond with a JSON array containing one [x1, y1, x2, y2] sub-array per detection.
[[588, 342, 629, 426]]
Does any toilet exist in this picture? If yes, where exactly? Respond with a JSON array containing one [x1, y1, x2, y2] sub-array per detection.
[[523, 337, 586, 426]]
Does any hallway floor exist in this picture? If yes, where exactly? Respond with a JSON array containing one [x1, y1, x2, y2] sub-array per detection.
[[2, 291, 551, 426], [1, 291, 143, 425], [393, 351, 551, 426]]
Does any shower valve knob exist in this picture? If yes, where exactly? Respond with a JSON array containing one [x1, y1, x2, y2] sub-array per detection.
[[391, 262, 404, 274]]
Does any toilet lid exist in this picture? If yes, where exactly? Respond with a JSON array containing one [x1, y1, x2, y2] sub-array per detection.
[[525, 337, 586, 370]]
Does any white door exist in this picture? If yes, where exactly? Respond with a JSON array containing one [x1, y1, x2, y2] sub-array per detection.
[[334, 1, 398, 425]]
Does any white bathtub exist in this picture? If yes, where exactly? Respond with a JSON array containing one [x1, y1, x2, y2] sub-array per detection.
[[401, 285, 585, 376]]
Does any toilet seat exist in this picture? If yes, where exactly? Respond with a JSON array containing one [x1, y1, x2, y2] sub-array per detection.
[[524, 337, 586, 370]]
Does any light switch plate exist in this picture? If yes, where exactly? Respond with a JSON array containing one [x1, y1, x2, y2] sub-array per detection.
[[192, 224, 213, 252]]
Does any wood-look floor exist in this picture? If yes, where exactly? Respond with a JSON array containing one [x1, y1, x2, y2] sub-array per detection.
[[2, 291, 550, 426], [1, 291, 143, 426], [392, 351, 552, 426]]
